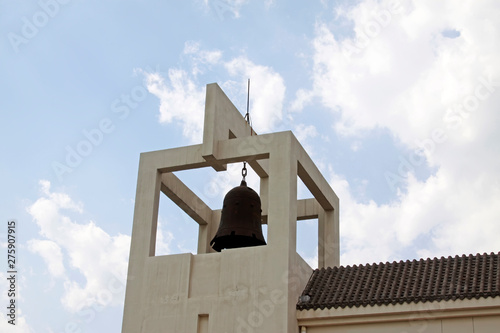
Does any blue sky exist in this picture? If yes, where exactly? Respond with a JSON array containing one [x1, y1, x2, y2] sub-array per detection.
[[1, 0, 500, 331]]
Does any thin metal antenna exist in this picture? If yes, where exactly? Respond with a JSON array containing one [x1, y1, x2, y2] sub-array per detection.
[[242, 78, 251, 182], [245, 78, 250, 125]]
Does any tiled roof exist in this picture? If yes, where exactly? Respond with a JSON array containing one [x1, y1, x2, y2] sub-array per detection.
[[297, 252, 500, 310]]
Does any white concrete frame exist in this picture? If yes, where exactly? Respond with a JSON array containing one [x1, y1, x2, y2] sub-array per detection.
[[122, 83, 339, 333]]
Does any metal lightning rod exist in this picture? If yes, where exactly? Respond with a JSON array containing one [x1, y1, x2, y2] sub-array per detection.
[[242, 78, 251, 182], [245, 79, 250, 125]]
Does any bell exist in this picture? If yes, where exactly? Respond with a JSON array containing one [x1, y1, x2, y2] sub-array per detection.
[[210, 180, 266, 252]]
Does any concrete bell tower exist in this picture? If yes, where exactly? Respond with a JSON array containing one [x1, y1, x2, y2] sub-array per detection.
[[121, 83, 340, 333]]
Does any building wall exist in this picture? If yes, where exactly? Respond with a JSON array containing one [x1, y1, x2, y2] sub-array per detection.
[[305, 315, 500, 333], [297, 298, 500, 333], [123, 247, 312, 333]]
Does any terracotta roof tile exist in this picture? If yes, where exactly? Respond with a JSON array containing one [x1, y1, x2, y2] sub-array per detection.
[[297, 252, 500, 310]]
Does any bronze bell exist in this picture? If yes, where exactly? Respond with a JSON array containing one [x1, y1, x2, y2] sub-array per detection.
[[210, 180, 266, 252]]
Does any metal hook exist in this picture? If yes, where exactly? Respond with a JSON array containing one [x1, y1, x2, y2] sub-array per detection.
[[242, 162, 248, 181]]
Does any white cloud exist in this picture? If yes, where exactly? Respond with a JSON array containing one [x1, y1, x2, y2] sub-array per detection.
[[264, 0, 275, 9], [204, 0, 273, 19], [183, 40, 201, 55], [301, 0, 500, 147], [293, 123, 320, 159], [350, 140, 362, 151], [27, 181, 130, 313], [28, 240, 65, 278], [294, 124, 318, 143], [183, 41, 223, 77], [141, 68, 206, 143], [303, 247, 318, 269], [290, 89, 314, 112], [336, 166, 500, 266], [0, 314, 33, 332], [155, 217, 174, 256], [225, 56, 286, 132], [141, 45, 286, 142], [300, 0, 500, 265], [205, 162, 261, 202], [203, 0, 248, 19]]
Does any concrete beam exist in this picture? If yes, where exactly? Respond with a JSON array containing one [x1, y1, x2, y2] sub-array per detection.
[[141, 144, 209, 173], [296, 145, 339, 211], [297, 198, 319, 221], [201, 83, 268, 175], [160, 173, 212, 226]]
